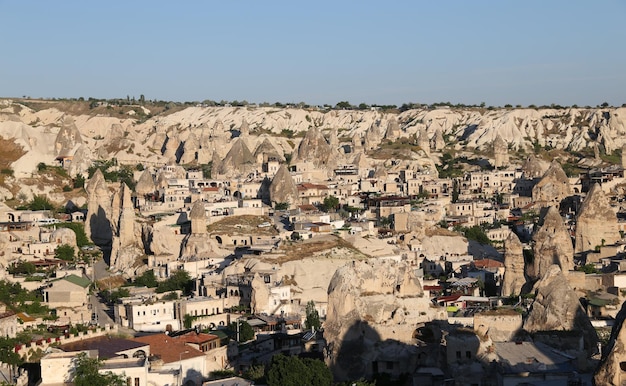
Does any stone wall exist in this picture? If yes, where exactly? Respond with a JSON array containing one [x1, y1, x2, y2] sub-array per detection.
[[14, 324, 118, 359]]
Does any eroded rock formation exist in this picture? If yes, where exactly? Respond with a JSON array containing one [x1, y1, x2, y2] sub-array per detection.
[[532, 160, 571, 206], [325, 259, 435, 381], [527, 206, 574, 281], [501, 231, 526, 296], [523, 265, 598, 354], [574, 183, 620, 254]]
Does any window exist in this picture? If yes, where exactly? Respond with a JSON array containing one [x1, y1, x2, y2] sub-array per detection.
[[456, 351, 461, 359], [134, 377, 140, 386], [466, 351, 471, 359]]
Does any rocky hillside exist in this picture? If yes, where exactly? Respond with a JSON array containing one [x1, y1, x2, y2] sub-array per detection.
[[1, 98, 625, 203]]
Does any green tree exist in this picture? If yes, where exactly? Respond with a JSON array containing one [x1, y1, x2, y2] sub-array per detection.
[[134, 270, 157, 288], [321, 195, 339, 212], [55, 244, 75, 261], [73, 174, 86, 189], [335, 101, 352, 110], [73, 352, 126, 386], [305, 300, 321, 330], [274, 202, 289, 210], [156, 270, 193, 295], [28, 195, 54, 210], [266, 355, 332, 386], [183, 313, 194, 329], [228, 320, 254, 342]]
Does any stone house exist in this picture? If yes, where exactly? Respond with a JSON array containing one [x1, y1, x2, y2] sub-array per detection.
[[0, 302, 17, 338], [42, 274, 91, 324]]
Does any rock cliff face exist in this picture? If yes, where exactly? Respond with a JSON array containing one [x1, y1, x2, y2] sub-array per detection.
[[501, 232, 526, 296], [532, 160, 571, 206], [84, 169, 112, 246], [574, 183, 620, 254], [325, 259, 434, 380], [216, 138, 256, 177], [493, 134, 509, 168], [527, 206, 574, 281], [293, 126, 338, 172], [135, 169, 156, 196], [110, 183, 142, 271], [523, 265, 598, 353], [54, 117, 83, 157], [269, 164, 299, 206], [595, 301, 626, 385]]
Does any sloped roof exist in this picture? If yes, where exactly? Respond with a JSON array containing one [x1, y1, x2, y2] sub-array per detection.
[[132, 333, 204, 364], [62, 274, 91, 288]]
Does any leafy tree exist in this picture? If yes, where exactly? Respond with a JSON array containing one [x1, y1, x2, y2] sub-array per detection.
[[100, 287, 130, 304], [228, 320, 254, 342], [183, 313, 194, 329], [37, 162, 47, 172], [242, 365, 266, 384], [73, 174, 86, 189], [162, 292, 179, 301], [274, 202, 289, 210], [55, 244, 75, 261], [305, 300, 321, 330], [134, 270, 157, 288], [321, 195, 339, 212], [28, 195, 54, 211], [456, 225, 491, 245], [156, 269, 193, 295], [266, 355, 332, 386], [8, 261, 37, 276], [72, 352, 126, 386], [335, 101, 352, 110]]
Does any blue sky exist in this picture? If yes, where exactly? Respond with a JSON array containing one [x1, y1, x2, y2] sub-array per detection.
[[1, 1, 625, 107]]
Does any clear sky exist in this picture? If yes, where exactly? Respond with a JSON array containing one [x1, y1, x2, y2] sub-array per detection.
[[1, 1, 625, 107]]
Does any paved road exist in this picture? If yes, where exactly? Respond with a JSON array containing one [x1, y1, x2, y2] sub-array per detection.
[[89, 257, 115, 327]]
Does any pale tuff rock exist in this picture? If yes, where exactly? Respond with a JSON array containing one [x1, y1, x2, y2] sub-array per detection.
[[622, 144, 626, 169], [431, 127, 445, 151], [210, 150, 222, 179], [84, 169, 113, 246], [384, 118, 401, 141], [250, 273, 270, 315], [325, 259, 432, 381], [531, 160, 571, 206], [351, 132, 362, 152], [66, 144, 92, 178], [189, 200, 207, 235], [143, 222, 184, 257], [253, 137, 285, 163], [239, 118, 250, 137], [328, 127, 339, 149], [493, 134, 509, 168], [523, 264, 598, 353], [364, 121, 382, 150], [594, 301, 626, 385], [501, 231, 526, 297], [269, 164, 298, 206], [417, 126, 430, 153], [520, 154, 550, 179], [162, 134, 181, 163], [54, 116, 83, 157], [215, 138, 256, 177], [135, 169, 156, 196], [110, 182, 142, 270], [527, 206, 574, 281], [179, 131, 200, 164], [574, 183, 620, 254], [293, 126, 337, 170], [51, 227, 78, 249]]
